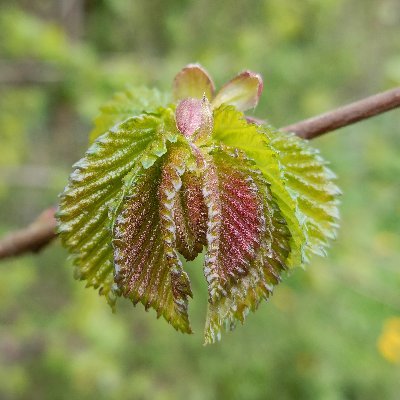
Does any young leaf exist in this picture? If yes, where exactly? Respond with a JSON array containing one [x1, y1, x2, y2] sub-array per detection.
[[57, 112, 171, 306], [212, 105, 306, 267], [173, 171, 208, 261], [113, 146, 193, 333], [173, 63, 215, 101], [90, 87, 170, 143], [265, 128, 340, 259], [202, 147, 290, 343], [212, 71, 263, 111]]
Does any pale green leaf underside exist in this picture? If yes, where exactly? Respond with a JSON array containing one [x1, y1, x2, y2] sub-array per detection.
[[265, 128, 340, 259]]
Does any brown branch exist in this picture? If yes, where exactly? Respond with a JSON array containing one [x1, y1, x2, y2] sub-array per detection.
[[282, 87, 400, 139], [0, 87, 399, 260], [0, 208, 57, 259]]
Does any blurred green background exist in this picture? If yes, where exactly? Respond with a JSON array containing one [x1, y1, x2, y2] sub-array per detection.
[[1, 1, 400, 399]]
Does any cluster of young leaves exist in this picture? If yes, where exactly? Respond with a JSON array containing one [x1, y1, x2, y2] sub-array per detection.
[[57, 64, 340, 343]]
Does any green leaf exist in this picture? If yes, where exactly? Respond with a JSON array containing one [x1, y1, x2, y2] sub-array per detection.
[[57, 111, 171, 307], [211, 70, 263, 112], [173, 64, 215, 101], [89, 86, 170, 143], [212, 105, 306, 267], [203, 146, 290, 343], [113, 146, 194, 333], [265, 128, 340, 259]]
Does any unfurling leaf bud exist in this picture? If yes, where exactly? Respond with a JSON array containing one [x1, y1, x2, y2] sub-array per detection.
[[57, 64, 340, 343]]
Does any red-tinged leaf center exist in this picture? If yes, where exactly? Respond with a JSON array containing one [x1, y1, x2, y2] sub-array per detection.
[[174, 172, 208, 261], [203, 151, 265, 300], [218, 169, 263, 281], [175, 97, 213, 140]]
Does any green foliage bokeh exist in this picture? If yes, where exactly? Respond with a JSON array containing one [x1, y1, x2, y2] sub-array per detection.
[[0, 1, 399, 399]]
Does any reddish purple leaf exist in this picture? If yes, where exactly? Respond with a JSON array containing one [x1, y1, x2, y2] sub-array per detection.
[[113, 153, 193, 333], [175, 97, 213, 142], [174, 172, 208, 261], [202, 149, 265, 301], [202, 147, 291, 343]]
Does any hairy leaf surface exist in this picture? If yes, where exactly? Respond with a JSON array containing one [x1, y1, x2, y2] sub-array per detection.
[[57, 112, 171, 306], [90, 87, 170, 143], [113, 147, 193, 332], [212, 105, 306, 267], [203, 147, 291, 343], [265, 129, 340, 259], [174, 171, 208, 260]]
